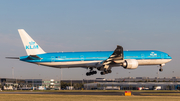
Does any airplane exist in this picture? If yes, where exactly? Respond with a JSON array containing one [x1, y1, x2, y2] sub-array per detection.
[[6, 29, 172, 76]]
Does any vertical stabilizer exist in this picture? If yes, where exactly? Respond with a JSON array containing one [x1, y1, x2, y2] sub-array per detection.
[[18, 29, 46, 55]]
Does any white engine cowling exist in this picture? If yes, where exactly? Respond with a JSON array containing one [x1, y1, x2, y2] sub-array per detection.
[[123, 59, 138, 69]]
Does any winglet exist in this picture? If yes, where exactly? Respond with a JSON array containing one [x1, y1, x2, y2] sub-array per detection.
[[103, 45, 124, 65], [18, 29, 46, 55], [112, 45, 124, 60]]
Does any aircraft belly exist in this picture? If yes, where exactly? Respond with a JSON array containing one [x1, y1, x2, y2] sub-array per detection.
[[38, 61, 101, 68], [137, 59, 172, 65]]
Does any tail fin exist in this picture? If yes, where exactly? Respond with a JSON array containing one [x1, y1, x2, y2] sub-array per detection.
[[18, 29, 46, 55]]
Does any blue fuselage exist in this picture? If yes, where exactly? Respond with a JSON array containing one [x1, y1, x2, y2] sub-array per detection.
[[20, 50, 172, 63]]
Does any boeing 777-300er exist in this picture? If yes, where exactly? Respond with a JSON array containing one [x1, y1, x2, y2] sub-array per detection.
[[6, 29, 172, 76]]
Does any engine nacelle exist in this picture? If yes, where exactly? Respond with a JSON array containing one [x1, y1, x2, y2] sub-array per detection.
[[122, 59, 138, 69]]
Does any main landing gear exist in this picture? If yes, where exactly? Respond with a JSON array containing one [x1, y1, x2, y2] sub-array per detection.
[[100, 69, 112, 75], [86, 67, 97, 76]]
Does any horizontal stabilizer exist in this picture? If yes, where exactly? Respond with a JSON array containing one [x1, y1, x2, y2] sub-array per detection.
[[6, 57, 19, 59]]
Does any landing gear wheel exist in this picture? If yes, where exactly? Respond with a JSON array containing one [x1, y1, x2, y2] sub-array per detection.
[[159, 68, 163, 72], [92, 71, 97, 74], [86, 72, 91, 76], [100, 72, 105, 75], [86, 70, 97, 76], [90, 67, 93, 70]]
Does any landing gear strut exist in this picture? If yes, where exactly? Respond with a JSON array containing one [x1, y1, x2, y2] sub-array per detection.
[[159, 64, 165, 72], [86, 67, 97, 76]]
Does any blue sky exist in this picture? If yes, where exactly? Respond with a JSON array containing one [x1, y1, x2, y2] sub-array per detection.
[[0, 0, 179, 80]]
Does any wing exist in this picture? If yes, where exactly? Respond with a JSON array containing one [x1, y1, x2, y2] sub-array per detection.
[[103, 45, 124, 65]]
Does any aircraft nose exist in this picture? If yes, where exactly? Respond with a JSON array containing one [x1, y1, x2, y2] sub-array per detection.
[[169, 56, 172, 60], [169, 55, 172, 61], [167, 54, 172, 59]]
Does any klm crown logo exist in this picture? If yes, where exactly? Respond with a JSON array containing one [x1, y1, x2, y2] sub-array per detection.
[[150, 52, 157, 56], [29, 41, 35, 45], [26, 41, 39, 49]]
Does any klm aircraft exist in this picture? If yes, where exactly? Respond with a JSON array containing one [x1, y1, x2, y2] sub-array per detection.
[[7, 29, 172, 76]]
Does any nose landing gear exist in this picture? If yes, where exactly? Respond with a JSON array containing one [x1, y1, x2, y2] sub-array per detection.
[[159, 68, 163, 72], [159, 64, 165, 72]]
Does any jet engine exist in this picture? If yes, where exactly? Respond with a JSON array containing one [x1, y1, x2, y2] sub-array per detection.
[[122, 59, 138, 69]]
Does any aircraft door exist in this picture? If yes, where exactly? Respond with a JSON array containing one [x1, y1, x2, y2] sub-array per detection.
[[80, 55, 84, 61], [141, 54, 144, 59], [161, 53, 164, 59], [51, 56, 55, 62]]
